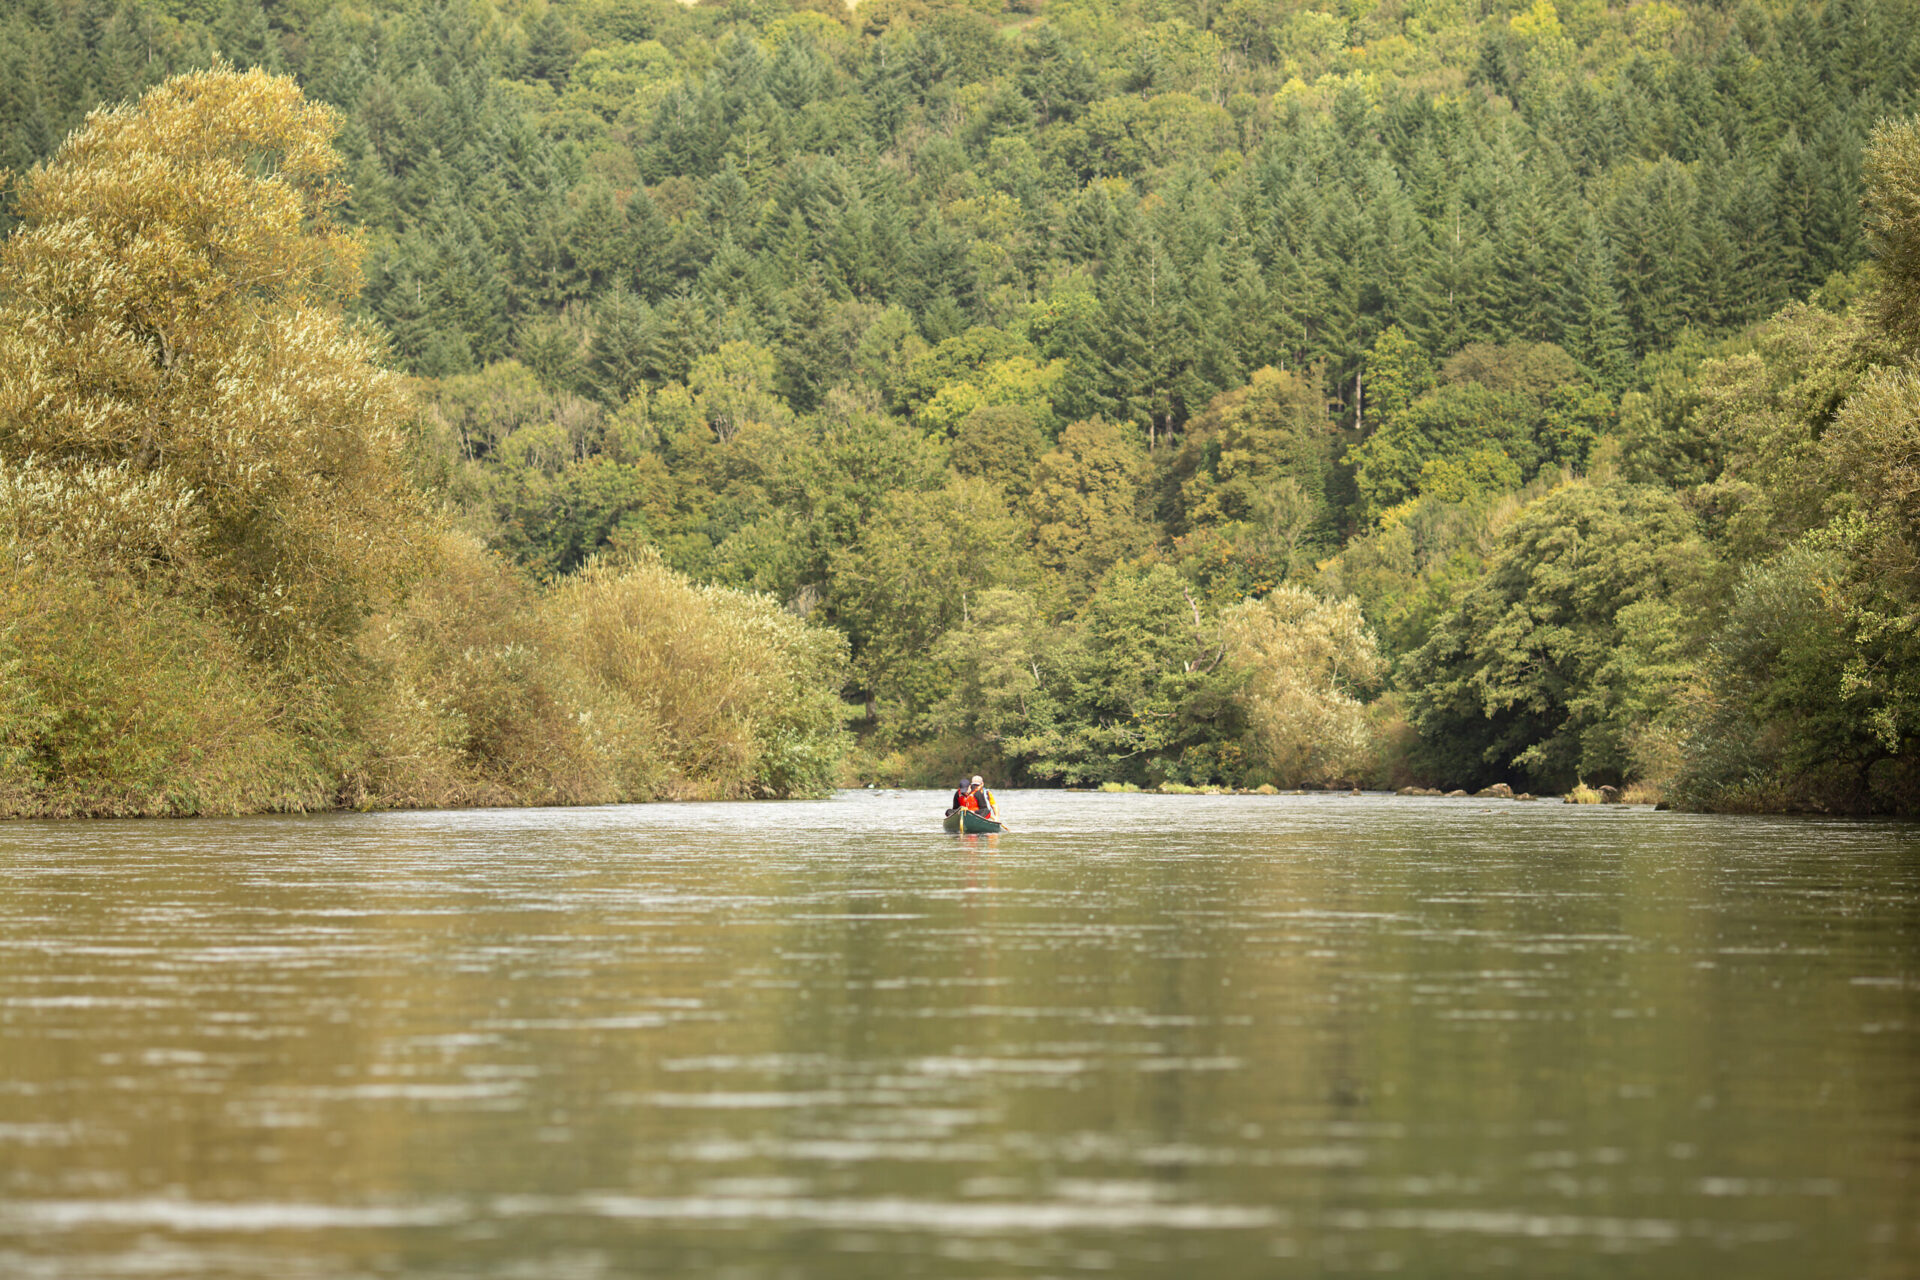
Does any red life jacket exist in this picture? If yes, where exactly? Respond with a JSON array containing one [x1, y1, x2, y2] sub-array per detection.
[[955, 789, 977, 811]]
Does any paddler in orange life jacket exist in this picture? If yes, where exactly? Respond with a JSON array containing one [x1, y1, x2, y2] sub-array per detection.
[[967, 775, 997, 820], [951, 779, 977, 812]]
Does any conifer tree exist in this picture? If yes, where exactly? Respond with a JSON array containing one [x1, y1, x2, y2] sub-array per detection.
[[564, 182, 633, 299], [1711, 145, 1788, 327], [1094, 232, 1203, 449], [1017, 26, 1097, 126], [1608, 158, 1700, 355], [524, 9, 578, 89], [624, 185, 675, 302], [646, 289, 719, 384], [1774, 126, 1830, 299], [777, 269, 837, 413], [587, 288, 656, 406], [1560, 218, 1634, 393], [216, 0, 280, 72], [1404, 197, 1492, 359], [1484, 175, 1575, 343]]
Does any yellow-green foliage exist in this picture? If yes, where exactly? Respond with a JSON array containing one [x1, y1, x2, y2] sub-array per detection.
[[1028, 419, 1154, 602], [347, 531, 623, 810], [544, 549, 851, 799], [0, 65, 428, 668], [1620, 781, 1665, 806], [0, 69, 854, 818], [1866, 115, 1920, 353], [324, 532, 852, 809], [1, 528, 853, 815], [1220, 586, 1386, 787], [0, 553, 326, 817]]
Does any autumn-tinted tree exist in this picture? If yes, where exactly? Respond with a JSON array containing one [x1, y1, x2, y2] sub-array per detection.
[[0, 65, 428, 664]]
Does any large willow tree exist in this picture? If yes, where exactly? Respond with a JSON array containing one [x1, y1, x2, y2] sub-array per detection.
[[0, 65, 427, 666]]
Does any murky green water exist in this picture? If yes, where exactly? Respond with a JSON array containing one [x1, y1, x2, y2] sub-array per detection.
[[1, 791, 1916, 1278]]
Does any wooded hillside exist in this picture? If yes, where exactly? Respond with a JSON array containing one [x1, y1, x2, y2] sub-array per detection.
[[4, 0, 1919, 812]]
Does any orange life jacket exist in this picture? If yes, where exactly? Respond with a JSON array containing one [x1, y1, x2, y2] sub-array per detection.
[[957, 791, 978, 811]]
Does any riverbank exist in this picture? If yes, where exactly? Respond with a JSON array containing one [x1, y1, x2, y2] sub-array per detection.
[[0, 539, 851, 820]]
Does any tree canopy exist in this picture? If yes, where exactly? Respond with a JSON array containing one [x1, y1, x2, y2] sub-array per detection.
[[5, 0, 1920, 811]]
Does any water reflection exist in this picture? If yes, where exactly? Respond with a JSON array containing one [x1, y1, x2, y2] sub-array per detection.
[[0, 791, 1916, 1277]]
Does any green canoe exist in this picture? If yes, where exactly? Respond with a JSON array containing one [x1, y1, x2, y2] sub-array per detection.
[[942, 808, 1004, 834]]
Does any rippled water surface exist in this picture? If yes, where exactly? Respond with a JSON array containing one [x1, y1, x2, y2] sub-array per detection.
[[2, 791, 1917, 1278]]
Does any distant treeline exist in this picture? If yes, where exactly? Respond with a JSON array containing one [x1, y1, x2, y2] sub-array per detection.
[[4, 0, 1920, 812], [8, 0, 1909, 387]]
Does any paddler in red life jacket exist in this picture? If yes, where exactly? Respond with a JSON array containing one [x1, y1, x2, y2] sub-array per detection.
[[952, 780, 977, 812]]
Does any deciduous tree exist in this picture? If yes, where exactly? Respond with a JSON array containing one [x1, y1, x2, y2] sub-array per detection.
[[0, 65, 429, 665]]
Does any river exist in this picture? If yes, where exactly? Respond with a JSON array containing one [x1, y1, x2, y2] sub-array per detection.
[[1, 790, 1915, 1277]]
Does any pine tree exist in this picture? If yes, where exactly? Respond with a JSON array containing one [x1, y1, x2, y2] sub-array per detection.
[[1018, 25, 1098, 126], [1403, 197, 1492, 359], [216, 0, 280, 72], [1559, 218, 1633, 393], [1807, 116, 1866, 284], [1058, 182, 1124, 269], [721, 110, 781, 199], [1716, 143, 1787, 327], [587, 288, 656, 406], [1689, 141, 1742, 332], [434, 204, 511, 365], [1094, 232, 1206, 449], [645, 288, 719, 384], [764, 207, 815, 291], [693, 162, 759, 258], [696, 232, 774, 327], [518, 208, 575, 312], [625, 185, 675, 302], [1220, 215, 1292, 377], [777, 268, 836, 412], [1484, 171, 1576, 344], [1773, 125, 1825, 297], [905, 218, 977, 327], [563, 182, 632, 299], [1309, 186, 1375, 398], [523, 9, 576, 89], [822, 195, 880, 300], [767, 36, 831, 113], [861, 35, 912, 145], [1608, 158, 1700, 355]]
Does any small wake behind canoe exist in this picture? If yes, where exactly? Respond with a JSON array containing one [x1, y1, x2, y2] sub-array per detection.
[[943, 808, 1005, 834]]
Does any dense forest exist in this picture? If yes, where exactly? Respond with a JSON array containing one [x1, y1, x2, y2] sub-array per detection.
[[3, 0, 1920, 814]]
